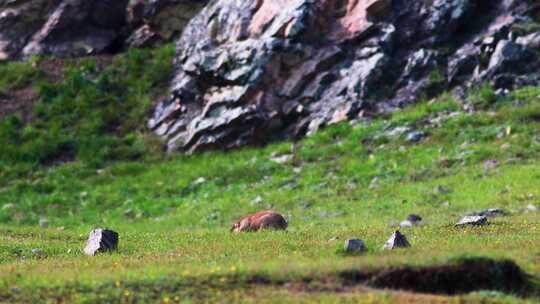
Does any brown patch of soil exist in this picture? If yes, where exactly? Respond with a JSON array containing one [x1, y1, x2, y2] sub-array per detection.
[[246, 258, 530, 297], [0, 87, 39, 123], [365, 258, 528, 295]]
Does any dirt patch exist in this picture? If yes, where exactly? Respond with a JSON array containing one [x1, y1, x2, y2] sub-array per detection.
[[364, 257, 529, 295], [0, 87, 39, 123], [263, 257, 530, 296]]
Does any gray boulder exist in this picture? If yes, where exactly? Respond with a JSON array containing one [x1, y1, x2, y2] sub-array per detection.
[[383, 231, 410, 250], [84, 228, 119, 256], [344, 239, 367, 254], [22, 0, 129, 58], [406, 214, 422, 223], [399, 220, 413, 228], [470, 208, 507, 218], [455, 215, 488, 227], [406, 131, 426, 143], [126, 0, 208, 48]]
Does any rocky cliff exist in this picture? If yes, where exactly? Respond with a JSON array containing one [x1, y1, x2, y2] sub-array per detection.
[[147, 0, 540, 153], [0, 0, 207, 60], [2, 0, 540, 154]]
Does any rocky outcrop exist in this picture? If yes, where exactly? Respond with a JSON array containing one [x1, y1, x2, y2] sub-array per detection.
[[2, 0, 540, 154], [126, 0, 208, 48], [22, 0, 130, 58], [0, 0, 207, 59], [0, 0, 61, 60], [149, 0, 540, 153]]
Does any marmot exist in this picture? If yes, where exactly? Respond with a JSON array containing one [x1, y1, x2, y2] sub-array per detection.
[[231, 211, 288, 232]]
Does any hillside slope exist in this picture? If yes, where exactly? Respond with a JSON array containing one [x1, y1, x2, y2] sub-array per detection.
[[1, 54, 540, 301], [1, 0, 540, 303]]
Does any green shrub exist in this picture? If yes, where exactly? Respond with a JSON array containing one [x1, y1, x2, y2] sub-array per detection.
[[468, 83, 497, 109]]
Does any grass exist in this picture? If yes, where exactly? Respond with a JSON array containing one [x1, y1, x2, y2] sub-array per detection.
[[0, 44, 174, 170], [0, 58, 42, 95], [1, 50, 540, 302]]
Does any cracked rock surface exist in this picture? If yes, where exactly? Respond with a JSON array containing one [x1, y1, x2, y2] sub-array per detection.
[[149, 0, 540, 153]]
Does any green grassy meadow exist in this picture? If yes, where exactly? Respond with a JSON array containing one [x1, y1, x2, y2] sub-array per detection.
[[1, 47, 540, 303]]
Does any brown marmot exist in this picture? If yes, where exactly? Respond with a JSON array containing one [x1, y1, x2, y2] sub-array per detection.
[[231, 210, 288, 232]]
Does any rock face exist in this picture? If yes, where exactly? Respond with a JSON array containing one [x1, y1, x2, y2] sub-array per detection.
[[126, 0, 208, 48], [84, 229, 119, 256], [0, 0, 207, 60], [2, 1, 540, 153], [0, 0, 60, 60], [149, 0, 540, 153], [0, 0, 129, 59]]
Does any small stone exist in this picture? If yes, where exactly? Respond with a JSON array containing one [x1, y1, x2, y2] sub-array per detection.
[[346, 181, 357, 190], [406, 214, 422, 223], [84, 229, 119, 256], [2, 203, 15, 210], [328, 236, 340, 242], [383, 231, 410, 250], [251, 195, 263, 205], [31, 248, 44, 256], [441, 200, 450, 207], [344, 239, 366, 254], [483, 159, 498, 171], [494, 88, 509, 97], [526, 204, 538, 212], [455, 215, 487, 227], [406, 131, 426, 143], [400, 220, 413, 228], [386, 126, 411, 137], [369, 177, 380, 189], [193, 177, 206, 186], [270, 154, 293, 164], [434, 185, 451, 194], [470, 208, 507, 218], [39, 218, 49, 228]]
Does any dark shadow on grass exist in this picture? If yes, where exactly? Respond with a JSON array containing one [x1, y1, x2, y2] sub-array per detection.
[[360, 257, 530, 295]]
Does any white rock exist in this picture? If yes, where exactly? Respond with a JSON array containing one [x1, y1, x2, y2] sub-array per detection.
[[527, 204, 538, 212], [84, 229, 119, 256], [193, 177, 206, 186], [383, 231, 410, 250], [455, 215, 487, 227], [39, 218, 49, 228], [400, 220, 413, 228], [270, 154, 293, 164]]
